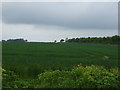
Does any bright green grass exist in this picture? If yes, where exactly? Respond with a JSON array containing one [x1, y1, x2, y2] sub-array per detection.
[[2, 42, 118, 78]]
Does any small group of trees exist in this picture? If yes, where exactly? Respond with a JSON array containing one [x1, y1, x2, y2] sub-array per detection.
[[60, 35, 120, 44], [2, 38, 27, 42]]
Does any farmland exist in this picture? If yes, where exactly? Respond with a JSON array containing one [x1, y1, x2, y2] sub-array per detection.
[[2, 42, 118, 77], [2, 42, 119, 88]]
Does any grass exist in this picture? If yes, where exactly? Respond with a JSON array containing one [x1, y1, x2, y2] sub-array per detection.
[[2, 42, 118, 78]]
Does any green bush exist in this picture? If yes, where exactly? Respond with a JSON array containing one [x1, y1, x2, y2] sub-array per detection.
[[2, 68, 40, 88], [2, 68, 34, 88], [36, 65, 120, 88], [2, 65, 120, 88], [2, 68, 19, 88]]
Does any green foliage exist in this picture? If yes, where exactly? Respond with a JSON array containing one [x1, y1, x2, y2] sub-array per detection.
[[2, 68, 37, 88], [66, 35, 120, 44], [36, 65, 120, 88], [2, 68, 19, 88], [2, 65, 120, 88]]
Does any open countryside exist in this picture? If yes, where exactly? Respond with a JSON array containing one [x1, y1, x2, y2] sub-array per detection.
[[2, 36, 120, 88], [2, 2, 120, 88]]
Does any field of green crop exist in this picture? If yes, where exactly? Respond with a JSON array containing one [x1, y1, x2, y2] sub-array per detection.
[[2, 42, 118, 78]]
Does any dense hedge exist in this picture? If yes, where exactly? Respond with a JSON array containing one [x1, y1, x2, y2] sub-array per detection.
[[2, 65, 120, 88]]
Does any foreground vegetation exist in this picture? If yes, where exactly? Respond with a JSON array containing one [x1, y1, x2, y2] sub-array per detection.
[[2, 65, 120, 88], [2, 42, 119, 88]]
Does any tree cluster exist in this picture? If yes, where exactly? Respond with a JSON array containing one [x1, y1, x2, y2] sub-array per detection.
[[65, 35, 120, 44], [2, 38, 27, 42]]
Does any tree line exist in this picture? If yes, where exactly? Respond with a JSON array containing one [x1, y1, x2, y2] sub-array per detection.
[[63, 35, 120, 44], [2, 38, 27, 42]]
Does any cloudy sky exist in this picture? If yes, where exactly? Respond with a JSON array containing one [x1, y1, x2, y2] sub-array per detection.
[[1, 2, 118, 42]]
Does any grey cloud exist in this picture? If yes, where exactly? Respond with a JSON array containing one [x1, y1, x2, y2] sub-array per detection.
[[2, 2, 117, 30], [0, 3, 2, 20]]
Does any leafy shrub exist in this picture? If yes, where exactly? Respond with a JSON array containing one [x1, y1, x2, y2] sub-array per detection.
[[2, 68, 39, 88], [2, 68, 19, 88], [36, 65, 120, 88], [2, 65, 120, 88]]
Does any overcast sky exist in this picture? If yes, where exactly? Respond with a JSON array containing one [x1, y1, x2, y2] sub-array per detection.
[[2, 2, 118, 42]]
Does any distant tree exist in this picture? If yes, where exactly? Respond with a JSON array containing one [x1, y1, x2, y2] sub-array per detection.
[[2, 40, 6, 42], [60, 39, 64, 42], [54, 40, 57, 43], [6, 38, 27, 42], [25, 40, 28, 42]]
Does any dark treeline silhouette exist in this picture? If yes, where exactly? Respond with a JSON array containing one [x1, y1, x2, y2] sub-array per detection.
[[65, 35, 120, 44], [2, 38, 27, 42]]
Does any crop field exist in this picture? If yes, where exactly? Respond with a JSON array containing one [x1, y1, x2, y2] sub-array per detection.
[[2, 42, 118, 78]]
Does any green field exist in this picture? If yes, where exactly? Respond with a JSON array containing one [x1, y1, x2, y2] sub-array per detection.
[[2, 42, 118, 78]]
